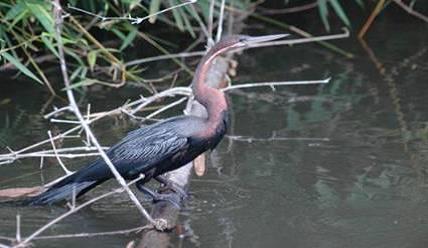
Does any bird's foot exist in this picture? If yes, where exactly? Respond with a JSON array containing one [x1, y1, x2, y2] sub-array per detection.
[[137, 185, 182, 208], [155, 176, 188, 200]]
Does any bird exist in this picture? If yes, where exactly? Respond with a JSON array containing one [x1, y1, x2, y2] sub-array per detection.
[[23, 34, 287, 206]]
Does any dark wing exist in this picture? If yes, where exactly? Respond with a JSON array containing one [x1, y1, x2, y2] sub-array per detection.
[[107, 126, 189, 178]]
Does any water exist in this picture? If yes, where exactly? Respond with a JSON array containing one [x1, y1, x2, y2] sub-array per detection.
[[1, 11, 428, 248]]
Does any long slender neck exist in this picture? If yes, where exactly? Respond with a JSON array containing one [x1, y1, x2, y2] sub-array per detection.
[[192, 44, 229, 122]]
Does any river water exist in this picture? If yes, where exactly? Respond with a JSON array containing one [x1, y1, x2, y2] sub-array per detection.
[[1, 9, 428, 248]]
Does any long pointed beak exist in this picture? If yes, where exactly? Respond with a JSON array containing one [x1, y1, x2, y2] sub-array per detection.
[[242, 34, 289, 46]]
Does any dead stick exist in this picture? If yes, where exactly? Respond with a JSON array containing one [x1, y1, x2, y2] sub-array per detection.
[[358, 0, 386, 39]]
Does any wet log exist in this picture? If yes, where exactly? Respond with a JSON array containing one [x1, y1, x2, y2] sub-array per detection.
[[136, 54, 231, 247]]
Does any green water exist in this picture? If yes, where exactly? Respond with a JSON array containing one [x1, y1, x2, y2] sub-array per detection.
[[1, 11, 428, 248]]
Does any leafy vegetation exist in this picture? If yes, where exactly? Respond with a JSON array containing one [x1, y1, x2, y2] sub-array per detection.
[[0, 0, 424, 94], [0, 0, 232, 94]]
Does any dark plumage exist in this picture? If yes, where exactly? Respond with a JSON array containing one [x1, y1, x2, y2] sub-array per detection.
[[24, 34, 286, 206], [27, 113, 228, 205]]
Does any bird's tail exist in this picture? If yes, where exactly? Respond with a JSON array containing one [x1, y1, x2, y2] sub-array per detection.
[[22, 175, 100, 206]]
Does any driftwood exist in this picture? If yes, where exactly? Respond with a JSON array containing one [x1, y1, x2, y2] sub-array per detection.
[[137, 54, 231, 247]]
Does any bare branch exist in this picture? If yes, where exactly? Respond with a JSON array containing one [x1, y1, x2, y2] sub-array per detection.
[[393, 0, 428, 23], [43, 106, 72, 119], [47, 130, 73, 175], [247, 28, 350, 48], [223, 78, 331, 92], [33, 226, 149, 240], [258, 2, 318, 15], [215, 0, 227, 42], [68, 0, 198, 24], [226, 135, 330, 142], [125, 51, 205, 66], [130, 87, 191, 115], [144, 97, 187, 120], [15, 215, 21, 243], [207, 0, 216, 46]]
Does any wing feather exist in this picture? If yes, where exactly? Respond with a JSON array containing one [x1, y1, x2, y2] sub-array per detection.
[[107, 126, 188, 177]]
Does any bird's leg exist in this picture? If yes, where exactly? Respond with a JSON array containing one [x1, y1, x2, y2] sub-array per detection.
[[136, 180, 181, 208], [155, 175, 188, 200]]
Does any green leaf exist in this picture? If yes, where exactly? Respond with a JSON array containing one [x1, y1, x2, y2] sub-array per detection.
[[41, 33, 59, 57], [196, 0, 210, 21], [70, 66, 83, 82], [5, 1, 26, 20], [65, 49, 84, 65], [12, 11, 29, 28], [353, 0, 364, 8], [179, 7, 195, 37], [329, 0, 351, 27], [1, 52, 43, 84], [87, 50, 97, 71], [25, 2, 55, 33], [170, 2, 185, 31], [149, 0, 161, 23], [318, 0, 330, 32], [111, 29, 126, 40], [120, 28, 137, 51]]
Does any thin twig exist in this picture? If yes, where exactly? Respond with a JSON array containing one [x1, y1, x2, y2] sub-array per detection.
[[0, 147, 106, 161], [33, 226, 150, 240], [130, 87, 191, 115], [15, 215, 21, 243], [188, 4, 209, 38], [125, 51, 205, 66], [44, 106, 72, 119], [393, 0, 428, 23], [47, 130, 73, 175], [207, 0, 216, 46], [39, 156, 44, 169], [1, 225, 149, 242], [85, 104, 91, 146], [144, 97, 187, 120], [258, 2, 318, 15], [223, 78, 330, 92], [50, 119, 81, 124], [226, 135, 330, 142], [216, 0, 226, 42], [358, 0, 386, 39], [247, 28, 350, 48], [68, 0, 198, 24]]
